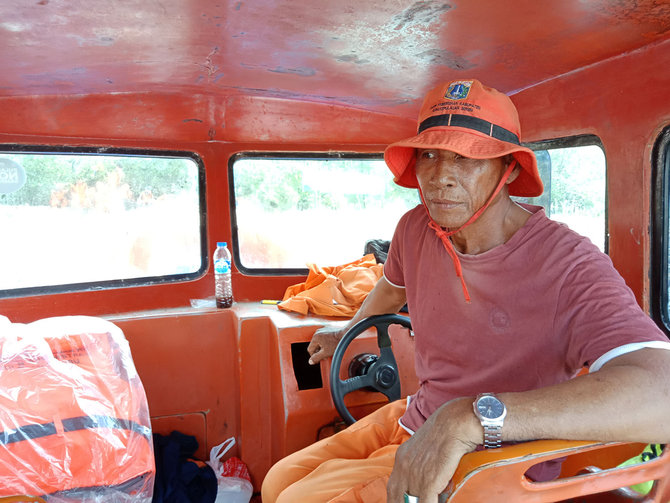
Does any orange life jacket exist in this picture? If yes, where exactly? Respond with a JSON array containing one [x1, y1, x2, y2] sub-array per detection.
[[279, 254, 383, 317], [0, 316, 154, 501]]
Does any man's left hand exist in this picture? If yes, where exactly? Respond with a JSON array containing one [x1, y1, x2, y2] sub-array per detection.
[[387, 397, 480, 503]]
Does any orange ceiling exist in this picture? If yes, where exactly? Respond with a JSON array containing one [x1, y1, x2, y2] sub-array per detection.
[[1, 0, 669, 118]]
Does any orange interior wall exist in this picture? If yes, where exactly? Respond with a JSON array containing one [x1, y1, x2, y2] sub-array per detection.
[[512, 37, 670, 310]]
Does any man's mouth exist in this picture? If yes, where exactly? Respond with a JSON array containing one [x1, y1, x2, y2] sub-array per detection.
[[428, 198, 463, 210]]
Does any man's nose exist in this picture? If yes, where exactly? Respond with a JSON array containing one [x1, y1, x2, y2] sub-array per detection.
[[430, 161, 458, 186]]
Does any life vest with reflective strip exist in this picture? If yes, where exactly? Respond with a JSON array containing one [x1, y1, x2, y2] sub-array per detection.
[[0, 316, 154, 500]]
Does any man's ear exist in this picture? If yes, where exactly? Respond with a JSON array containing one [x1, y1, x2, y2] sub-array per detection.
[[505, 156, 522, 184]]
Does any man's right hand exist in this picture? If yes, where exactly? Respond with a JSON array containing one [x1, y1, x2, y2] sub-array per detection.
[[307, 325, 346, 365]]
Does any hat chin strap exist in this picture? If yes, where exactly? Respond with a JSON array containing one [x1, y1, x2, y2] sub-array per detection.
[[419, 160, 517, 303]]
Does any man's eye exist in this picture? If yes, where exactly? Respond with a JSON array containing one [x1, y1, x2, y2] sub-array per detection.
[[420, 151, 436, 159]]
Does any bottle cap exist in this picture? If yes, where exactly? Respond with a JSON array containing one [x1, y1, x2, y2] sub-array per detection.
[[217, 242, 228, 247]]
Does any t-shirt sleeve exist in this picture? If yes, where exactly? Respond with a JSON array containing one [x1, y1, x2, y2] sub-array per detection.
[[383, 211, 410, 288], [559, 251, 668, 371]]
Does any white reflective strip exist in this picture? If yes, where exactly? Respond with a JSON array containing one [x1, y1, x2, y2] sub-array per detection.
[[382, 271, 405, 289], [397, 396, 415, 435], [590, 341, 670, 372]]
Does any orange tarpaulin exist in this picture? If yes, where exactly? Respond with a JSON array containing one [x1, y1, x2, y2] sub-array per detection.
[[278, 254, 383, 317]]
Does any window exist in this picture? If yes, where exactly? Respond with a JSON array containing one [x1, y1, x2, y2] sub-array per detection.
[[230, 154, 419, 272], [0, 147, 205, 297], [651, 126, 670, 331], [518, 137, 607, 252]]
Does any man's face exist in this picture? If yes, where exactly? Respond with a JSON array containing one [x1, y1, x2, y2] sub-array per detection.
[[414, 149, 508, 229]]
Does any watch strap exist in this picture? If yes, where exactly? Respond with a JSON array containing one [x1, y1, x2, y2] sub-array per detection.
[[483, 423, 502, 449]]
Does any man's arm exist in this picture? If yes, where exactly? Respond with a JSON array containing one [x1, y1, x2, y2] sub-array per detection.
[[307, 276, 407, 364], [387, 347, 670, 503]]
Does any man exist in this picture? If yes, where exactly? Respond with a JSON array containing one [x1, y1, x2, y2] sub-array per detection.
[[261, 79, 670, 503]]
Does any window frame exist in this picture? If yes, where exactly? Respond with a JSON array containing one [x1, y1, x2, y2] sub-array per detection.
[[0, 144, 208, 299], [228, 151, 391, 276], [524, 134, 609, 254], [650, 126, 670, 334]]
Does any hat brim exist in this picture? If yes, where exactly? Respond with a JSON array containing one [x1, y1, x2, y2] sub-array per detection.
[[384, 127, 543, 197]]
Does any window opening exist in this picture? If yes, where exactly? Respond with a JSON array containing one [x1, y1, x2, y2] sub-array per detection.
[[230, 154, 420, 273], [0, 147, 205, 297], [518, 137, 607, 252], [651, 126, 670, 333]]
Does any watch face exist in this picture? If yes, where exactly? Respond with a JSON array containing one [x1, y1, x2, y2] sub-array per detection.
[[476, 395, 504, 419]]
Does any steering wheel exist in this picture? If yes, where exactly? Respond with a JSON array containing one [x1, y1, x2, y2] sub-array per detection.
[[329, 313, 412, 425]]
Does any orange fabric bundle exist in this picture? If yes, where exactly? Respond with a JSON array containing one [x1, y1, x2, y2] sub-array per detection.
[[278, 254, 383, 317]]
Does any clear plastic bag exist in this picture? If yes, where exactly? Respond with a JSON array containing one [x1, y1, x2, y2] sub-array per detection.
[[207, 437, 253, 503], [0, 316, 155, 502]]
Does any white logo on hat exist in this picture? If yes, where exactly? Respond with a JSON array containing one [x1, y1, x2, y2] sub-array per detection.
[[445, 81, 472, 100]]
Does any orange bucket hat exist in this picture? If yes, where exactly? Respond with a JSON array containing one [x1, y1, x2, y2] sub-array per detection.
[[384, 79, 543, 197]]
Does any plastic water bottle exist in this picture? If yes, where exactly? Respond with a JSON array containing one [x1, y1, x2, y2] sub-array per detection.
[[213, 242, 233, 308]]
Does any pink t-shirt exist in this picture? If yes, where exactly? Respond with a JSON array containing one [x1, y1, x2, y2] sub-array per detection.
[[384, 204, 668, 432]]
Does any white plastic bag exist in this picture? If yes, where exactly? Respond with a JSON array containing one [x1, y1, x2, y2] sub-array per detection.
[[207, 437, 253, 503]]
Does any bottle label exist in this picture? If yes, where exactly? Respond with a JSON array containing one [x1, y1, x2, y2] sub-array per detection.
[[214, 258, 231, 274]]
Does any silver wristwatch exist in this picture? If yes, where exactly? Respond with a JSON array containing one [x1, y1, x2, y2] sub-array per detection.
[[473, 393, 507, 448]]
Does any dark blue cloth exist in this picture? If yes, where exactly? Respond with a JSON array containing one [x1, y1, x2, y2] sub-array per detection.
[[152, 431, 217, 503]]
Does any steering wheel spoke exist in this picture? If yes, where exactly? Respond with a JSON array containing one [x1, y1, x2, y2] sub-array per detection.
[[340, 373, 376, 394], [329, 314, 412, 425], [378, 345, 398, 367]]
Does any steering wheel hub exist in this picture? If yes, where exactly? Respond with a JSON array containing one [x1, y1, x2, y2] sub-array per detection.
[[375, 364, 397, 389]]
